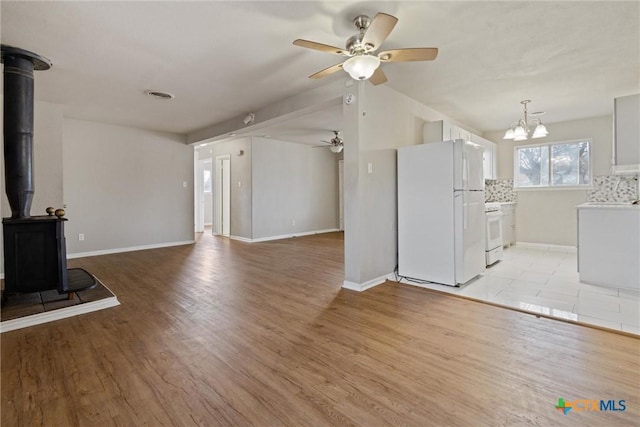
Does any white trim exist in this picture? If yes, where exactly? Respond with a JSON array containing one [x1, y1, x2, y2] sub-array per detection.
[[0, 273, 4, 280], [612, 164, 640, 175], [1, 295, 120, 333], [515, 242, 577, 253], [229, 229, 340, 243], [342, 273, 394, 292], [229, 235, 252, 243], [67, 240, 195, 259]]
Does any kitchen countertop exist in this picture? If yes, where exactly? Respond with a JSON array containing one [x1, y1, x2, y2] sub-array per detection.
[[577, 202, 639, 210]]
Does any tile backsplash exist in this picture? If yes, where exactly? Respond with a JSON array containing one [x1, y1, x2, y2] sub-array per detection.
[[587, 175, 639, 202], [485, 179, 517, 203]]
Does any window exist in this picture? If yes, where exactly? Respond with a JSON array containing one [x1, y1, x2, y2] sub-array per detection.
[[514, 139, 591, 189], [203, 169, 212, 193]]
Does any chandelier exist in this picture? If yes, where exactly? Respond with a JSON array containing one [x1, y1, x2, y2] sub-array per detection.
[[503, 100, 549, 141]]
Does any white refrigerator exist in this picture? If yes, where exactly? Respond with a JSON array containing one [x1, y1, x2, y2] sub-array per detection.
[[398, 139, 486, 286]]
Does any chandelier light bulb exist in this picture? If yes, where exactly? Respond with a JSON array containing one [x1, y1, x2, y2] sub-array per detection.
[[503, 129, 515, 140], [513, 124, 527, 139], [532, 123, 548, 139]]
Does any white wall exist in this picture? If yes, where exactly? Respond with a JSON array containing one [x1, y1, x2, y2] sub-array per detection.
[[343, 83, 466, 287], [63, 118, 194, 254], [196, 136, 339, 241], [483, 115, 613, 246], [251, 137, 338, 239]]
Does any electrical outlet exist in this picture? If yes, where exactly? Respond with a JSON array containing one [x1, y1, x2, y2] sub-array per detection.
[[292, 219, 296, 226], [183, 181, 187, 188], [368, 163, 373, 174], [79, 233, 85, 241]]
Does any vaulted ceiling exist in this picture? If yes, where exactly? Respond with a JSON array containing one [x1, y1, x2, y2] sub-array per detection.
[[2, 1, 638, 141]]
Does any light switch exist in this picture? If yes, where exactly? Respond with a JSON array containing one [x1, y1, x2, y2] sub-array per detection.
[[238, 181, 242, 187], [367, 163, 373, 174]]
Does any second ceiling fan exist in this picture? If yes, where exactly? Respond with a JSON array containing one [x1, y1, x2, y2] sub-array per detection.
[[293, 12, 438, 85]]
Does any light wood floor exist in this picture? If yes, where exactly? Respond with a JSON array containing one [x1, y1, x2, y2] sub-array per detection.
[[2, 232, 638, 426]]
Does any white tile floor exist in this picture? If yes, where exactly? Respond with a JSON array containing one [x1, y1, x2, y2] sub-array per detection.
[[396, 245, 640, 335]]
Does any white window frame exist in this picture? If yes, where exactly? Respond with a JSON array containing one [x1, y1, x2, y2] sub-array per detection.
[[513, 138, 593, 190]]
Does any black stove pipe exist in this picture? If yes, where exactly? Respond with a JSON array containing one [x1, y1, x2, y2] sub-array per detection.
[[1, 45, 51, 218]]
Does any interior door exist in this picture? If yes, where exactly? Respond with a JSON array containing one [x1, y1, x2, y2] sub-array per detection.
[[222, 158, 230, 236], [194, 157, 205, 232], [214, 155, 231, 237]]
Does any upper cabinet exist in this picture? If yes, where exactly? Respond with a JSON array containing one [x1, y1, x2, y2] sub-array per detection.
[[423, 119, 455, 142], [423, 120, 497, 180], [470, 134, 497, 180], [613, 93, 640, 174]]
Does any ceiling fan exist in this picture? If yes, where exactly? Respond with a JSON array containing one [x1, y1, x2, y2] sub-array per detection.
[[314, 130, 344, 153], [293, 12, 438, 85]]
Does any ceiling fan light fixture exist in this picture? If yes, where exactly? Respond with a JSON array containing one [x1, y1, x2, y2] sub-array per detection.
[[330, 145, 344, 153], [343, 54, 380, 81]]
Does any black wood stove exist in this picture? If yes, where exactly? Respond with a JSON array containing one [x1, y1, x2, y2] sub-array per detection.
[[1, 45, 95, 301]]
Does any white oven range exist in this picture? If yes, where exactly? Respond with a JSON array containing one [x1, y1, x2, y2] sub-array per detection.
[[485, 203, 503, 266]]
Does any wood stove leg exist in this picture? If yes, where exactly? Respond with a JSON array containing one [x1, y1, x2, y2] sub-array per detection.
[[67, 292, 75, 300]]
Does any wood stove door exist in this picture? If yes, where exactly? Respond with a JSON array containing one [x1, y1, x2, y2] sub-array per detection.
[[2, 217, 69, 294]]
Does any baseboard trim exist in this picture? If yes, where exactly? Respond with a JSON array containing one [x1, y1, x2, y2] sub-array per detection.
[[229, 235, 252, 243], [342, 273, 394, 292], [1, 295, 120, 333], [515, 242, 577, 253], [230, 229, 340, 243], [67, 240, 195, 259]]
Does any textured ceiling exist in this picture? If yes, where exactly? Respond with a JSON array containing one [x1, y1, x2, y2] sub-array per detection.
[[2, 1, 638, 141]]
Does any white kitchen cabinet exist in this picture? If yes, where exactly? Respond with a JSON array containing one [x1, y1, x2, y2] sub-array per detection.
[[500, 203, 516, 246], [471, 134, 497, 180], [423, 120, 455, 143], [577, 204, 640, 290], [424, 121, 498, 179], [453, 126, 471, 142], [613, 94, 640, 174]]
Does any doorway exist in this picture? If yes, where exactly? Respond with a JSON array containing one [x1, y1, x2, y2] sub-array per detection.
[[195, 156, 213, 233], [215, 155, 231, 236]]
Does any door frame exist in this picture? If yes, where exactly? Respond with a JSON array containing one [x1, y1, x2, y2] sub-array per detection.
[[338, 159, 344, 231], [214, 154, 231, 236]]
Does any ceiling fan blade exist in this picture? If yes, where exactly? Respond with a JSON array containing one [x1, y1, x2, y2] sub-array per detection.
[[309, 63, 344, 79], [369, 68, 387, 86], [378, 48, 438, 62], [312, 145, 330, 148], [361, 13, 398, 51], [293, 39, 349, 56]]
